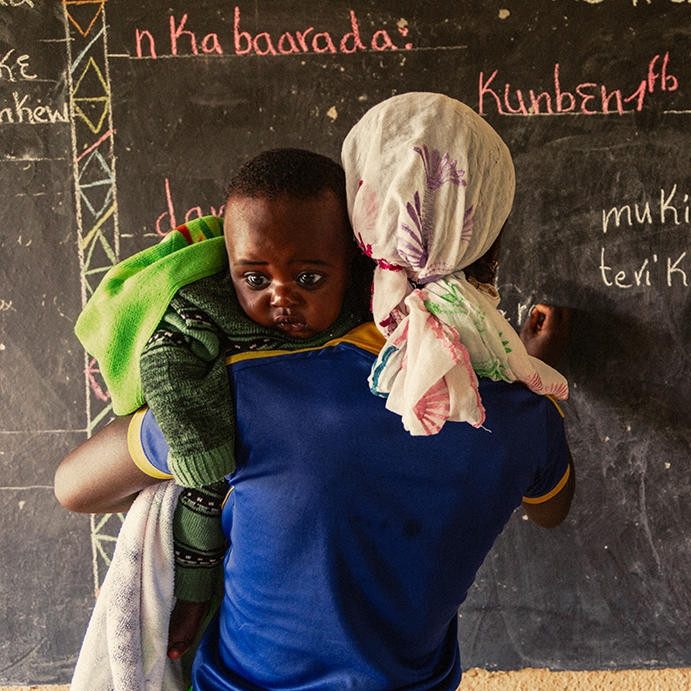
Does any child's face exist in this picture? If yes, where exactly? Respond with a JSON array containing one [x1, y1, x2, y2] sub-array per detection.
[[225, 191, 352, 339]]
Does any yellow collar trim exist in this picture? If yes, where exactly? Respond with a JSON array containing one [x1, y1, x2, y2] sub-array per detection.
[[226, 322, 385, 365]]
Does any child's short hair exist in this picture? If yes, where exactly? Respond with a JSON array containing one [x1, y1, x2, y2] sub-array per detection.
[[225, 148, 374, 314], [225, 148, 348, 214]]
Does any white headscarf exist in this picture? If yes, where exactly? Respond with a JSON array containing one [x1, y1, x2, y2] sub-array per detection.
[[342, 92, 568, 435]]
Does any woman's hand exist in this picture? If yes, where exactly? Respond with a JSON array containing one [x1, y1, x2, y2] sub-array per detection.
[[520, 304, 571, 367]]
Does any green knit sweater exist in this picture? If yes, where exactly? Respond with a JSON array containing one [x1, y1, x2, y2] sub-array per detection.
[[140, 268, 370, 488]]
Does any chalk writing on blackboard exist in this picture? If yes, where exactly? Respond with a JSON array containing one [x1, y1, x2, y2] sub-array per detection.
[[0, 92, 69, 124], [0, 0, 35, 7], [154, 178, 226, 235], [133, 10, 413, 58], [86, 357, 111, 402], [0, 47, 68, 124], [0, 49, 36, 81], [599, 249, 688, 290], [602, 187, 691, 234], [599, 185, 690, 289], [479, 53, 679, 116]]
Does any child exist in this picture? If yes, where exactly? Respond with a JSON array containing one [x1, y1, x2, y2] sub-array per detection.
[[58, 94, 573, 690], [73, 148, 373, 659]]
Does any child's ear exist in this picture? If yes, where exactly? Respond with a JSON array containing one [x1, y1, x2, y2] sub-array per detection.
[[349, 251, 376, 314]]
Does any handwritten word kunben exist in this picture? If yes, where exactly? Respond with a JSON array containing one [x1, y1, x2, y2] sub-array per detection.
[[135, 9, 413, 58], [480, 53, 678, 116]]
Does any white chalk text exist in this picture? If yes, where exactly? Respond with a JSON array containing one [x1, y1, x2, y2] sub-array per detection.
[[598, 185, 689, 290], [0, 91, 69, 124]]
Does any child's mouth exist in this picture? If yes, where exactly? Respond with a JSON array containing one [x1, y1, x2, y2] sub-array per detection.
[[274, 316, 308, 334]]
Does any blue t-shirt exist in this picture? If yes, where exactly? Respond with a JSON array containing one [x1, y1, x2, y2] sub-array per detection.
[[130, 323, 570, 690]]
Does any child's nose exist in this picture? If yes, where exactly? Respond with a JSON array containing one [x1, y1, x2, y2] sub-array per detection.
[[270, 283, 299, 307]]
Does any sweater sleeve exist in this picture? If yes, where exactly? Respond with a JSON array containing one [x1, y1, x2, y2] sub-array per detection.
[[173, 481, 229, 602], [139, 293, 236, 488]]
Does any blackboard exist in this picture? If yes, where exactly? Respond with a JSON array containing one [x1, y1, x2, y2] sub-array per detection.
[[1, 0, 689, 684]]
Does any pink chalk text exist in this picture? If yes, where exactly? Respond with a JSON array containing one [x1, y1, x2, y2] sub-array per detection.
[[155, 177, 225, 235], [135, 8, 413, 59], [479, 53, 679, 116]]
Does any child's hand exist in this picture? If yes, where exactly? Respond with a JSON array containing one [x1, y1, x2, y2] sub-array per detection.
[[520, 304, 571, 367], [167, 598, 210, 660]]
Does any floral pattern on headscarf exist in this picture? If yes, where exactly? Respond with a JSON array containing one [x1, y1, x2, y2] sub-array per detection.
[[342, 92, 568, 435]]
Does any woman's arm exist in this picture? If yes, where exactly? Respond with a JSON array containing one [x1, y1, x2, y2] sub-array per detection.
[[522, 454, 575, 528], [54, 415, 161, 514], [519, 304, 575, 527]]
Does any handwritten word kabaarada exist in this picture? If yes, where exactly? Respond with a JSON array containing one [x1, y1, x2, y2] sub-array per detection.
[[479, 53, 678, 116], [232, 8, 412, 55], [135, 8, 412, 58]]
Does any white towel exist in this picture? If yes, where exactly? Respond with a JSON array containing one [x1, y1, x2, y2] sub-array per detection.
[[71, 482, 186, 691]]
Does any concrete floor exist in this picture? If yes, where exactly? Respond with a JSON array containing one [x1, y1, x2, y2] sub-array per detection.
[[4, 668, 691, 690]]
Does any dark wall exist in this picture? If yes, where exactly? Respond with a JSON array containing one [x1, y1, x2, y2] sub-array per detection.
[[1, 0, 689, 683]]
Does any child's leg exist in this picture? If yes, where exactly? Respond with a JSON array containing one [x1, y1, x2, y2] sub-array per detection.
[[167, 599, 210, 660], [168, 481, 228, 659]]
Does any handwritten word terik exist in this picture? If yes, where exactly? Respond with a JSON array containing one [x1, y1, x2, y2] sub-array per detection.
[[479, 53, 678, 116], [134, 9, 412, 58], [599, 249, 687, 289]]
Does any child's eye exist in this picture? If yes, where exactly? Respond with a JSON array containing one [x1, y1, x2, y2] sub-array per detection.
[[296, 271, 326, 288], [243, 273, 271, 290]]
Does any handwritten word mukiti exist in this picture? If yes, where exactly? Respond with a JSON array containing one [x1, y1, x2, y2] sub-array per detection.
[[602, 185, 691, 234]]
